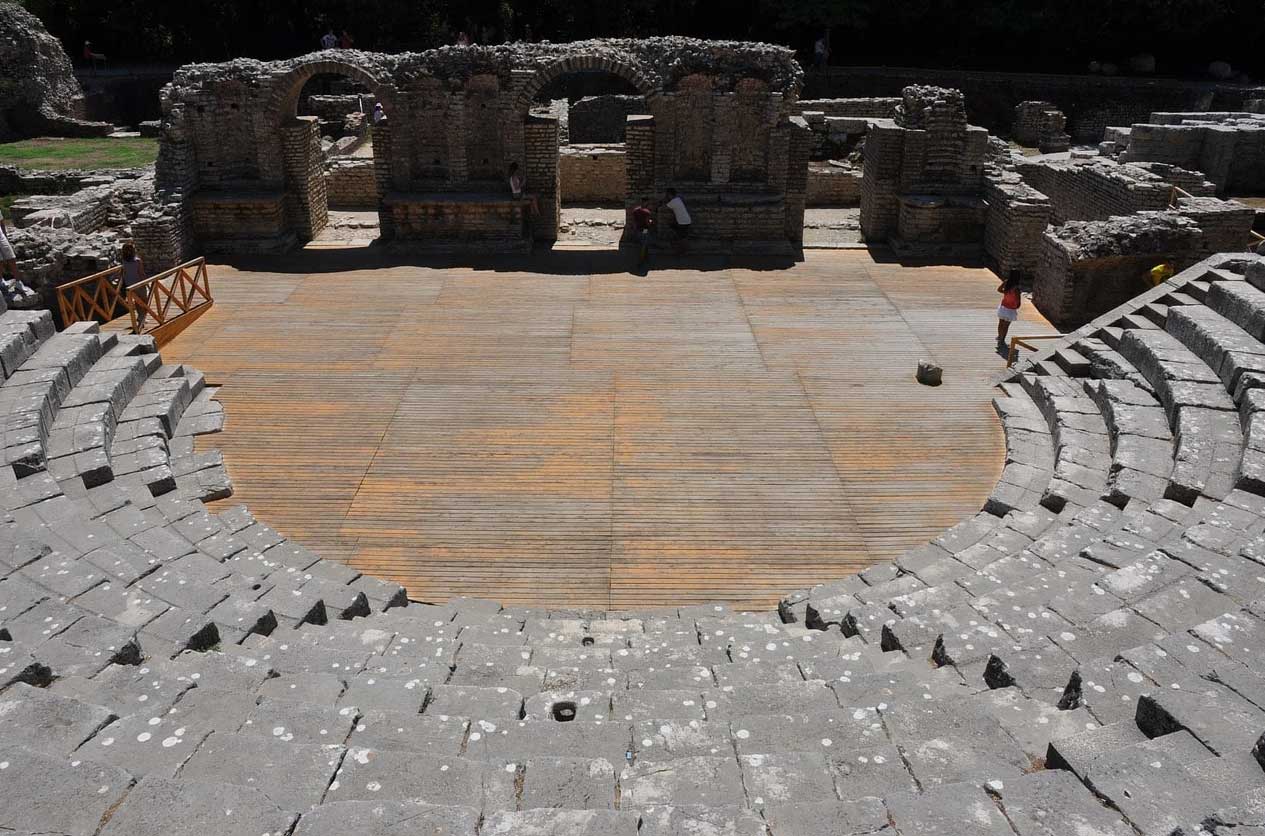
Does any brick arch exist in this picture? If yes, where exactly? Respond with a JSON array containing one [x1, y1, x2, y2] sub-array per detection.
[[513, 52, 658, 113], [271, 57, 392, 119]]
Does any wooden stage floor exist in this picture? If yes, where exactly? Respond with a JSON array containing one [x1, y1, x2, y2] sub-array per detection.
[[158, 249, 1056, 610]]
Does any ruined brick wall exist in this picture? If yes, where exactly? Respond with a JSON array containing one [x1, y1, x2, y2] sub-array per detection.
[[303, 94, 366, 121], [190, 193, 288, 244], [1015, 159, 1173, 225], [859, 86, 990, 245], [806, 163, 862, 206], [282, 117, 328, 241], [859, 120, 905, 241], [524, 115, 560, 241], [559, 145, 626, 204], [325, 158, 379, 210], [1120, 115, 1265, 195], [897, 196, 986, 243], [795, 98, 901, 119], [1013, 101, 1070, 152], [624, 115, 655, 205], [983, 174, 1052, 279], [1034, 212, 1207, 327], [160, 39, 807, 252], [569, 95, 646, 143], [805, 66, 1265, 142]]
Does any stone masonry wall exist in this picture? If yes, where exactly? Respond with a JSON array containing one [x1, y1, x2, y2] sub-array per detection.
[[282, 117, 328, 241], [569, 95, 646, 143], [806, 163, 862, 206], [159, 39, 807, 254], [1118, 114, 1265, 195], [805, 66, 1265, 142], [984, 173, 1052, 279], [325, 158, 379, 210], [1015, 158, 1173, 225], [1034, 211, 1221, 327], [559, 145, 626, 204], [1012, 101, 1070, 153]]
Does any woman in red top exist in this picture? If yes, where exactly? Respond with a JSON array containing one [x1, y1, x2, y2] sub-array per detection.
[[997, 276, 1022, 350]]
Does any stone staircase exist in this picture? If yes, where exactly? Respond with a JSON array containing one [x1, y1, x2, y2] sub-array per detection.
[[2, 257, 1265, 834]]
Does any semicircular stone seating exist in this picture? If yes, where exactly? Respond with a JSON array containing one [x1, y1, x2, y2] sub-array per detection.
[[3, 259, 1265, 836]]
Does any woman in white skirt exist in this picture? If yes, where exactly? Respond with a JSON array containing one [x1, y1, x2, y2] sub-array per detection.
[[997, 276, 1022, 350], [0, 207, 17, 284]]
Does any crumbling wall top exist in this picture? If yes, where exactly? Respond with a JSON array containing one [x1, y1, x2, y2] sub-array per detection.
[[168, 37, 803, 101]]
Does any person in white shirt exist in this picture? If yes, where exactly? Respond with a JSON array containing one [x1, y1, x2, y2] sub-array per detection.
[[664, 188, 691, 253], [372, 102, 387, 125], [320, 29, 337, 50], [0, 208, 18, 284]]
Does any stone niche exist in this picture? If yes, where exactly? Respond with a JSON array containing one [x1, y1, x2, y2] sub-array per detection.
[[1034, 212, 1205, 327], [860, 85, 991, 256], [559, 145, 626, 204], [156, 38, 810, 256]]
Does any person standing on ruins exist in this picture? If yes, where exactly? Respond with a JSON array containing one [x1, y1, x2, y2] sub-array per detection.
[[0, 207, 19, 287], [83, 40, 107, 72], [118, 242, 149, 328], [320, 28, 338, 50], [339, 30, 355, 49], [996, 275, 1022, 352], [630, 196, 655, 267], [664, 188, 692, 254], [372, 102, 387, 125], [814, 35, 829, 70]]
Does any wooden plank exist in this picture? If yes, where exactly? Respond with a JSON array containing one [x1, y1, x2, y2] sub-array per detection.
[[157, 251, 1058, 610]]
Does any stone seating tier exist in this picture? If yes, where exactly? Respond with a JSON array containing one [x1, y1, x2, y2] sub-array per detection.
[[4, 254, 1265, 834]]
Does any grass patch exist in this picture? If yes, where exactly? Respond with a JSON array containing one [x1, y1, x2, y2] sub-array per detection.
[[0, 137, 158, 171], [0, 194, 20, 217]]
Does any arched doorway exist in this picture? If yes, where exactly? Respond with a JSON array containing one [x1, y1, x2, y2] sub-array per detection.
[[271, 60, 391, 249], [516, 54, 658, 248]]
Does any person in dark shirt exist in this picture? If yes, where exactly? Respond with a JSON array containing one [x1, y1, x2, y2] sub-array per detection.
[[630, 196, 655, 267]]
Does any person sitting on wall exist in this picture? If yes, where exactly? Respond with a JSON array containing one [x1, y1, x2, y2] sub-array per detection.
[[664, 188, 691, 254], [82, 41, 107, 72], [339, 30, 355, 49], [509, 162, 539, 218], [996, 275, 1022, 352], [630, 196, 655, 267], [320, 28, 338, 50], [372, 102, 387, 125]]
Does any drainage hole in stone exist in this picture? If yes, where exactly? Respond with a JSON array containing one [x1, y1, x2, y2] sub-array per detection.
[[581, 636, 595, 647], [551, 701, 577, 722]]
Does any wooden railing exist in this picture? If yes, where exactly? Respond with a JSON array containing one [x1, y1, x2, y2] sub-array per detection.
[[1006, 333, 1064, 367], [57, 264, 125, 327], [56, 257, 213, 345], [124, 258, 213, 342]]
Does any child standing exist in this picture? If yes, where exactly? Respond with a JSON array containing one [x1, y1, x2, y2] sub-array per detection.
[[997, 276, 1022, 351], [119, 243, 148, 328], [630, 196, 655, 267]]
